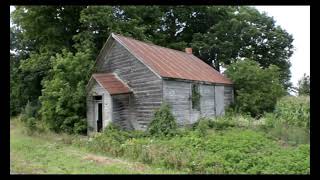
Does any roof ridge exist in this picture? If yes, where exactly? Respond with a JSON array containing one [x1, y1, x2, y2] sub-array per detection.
[[113, 33, 194, 57], [111, 33, 232, 85]]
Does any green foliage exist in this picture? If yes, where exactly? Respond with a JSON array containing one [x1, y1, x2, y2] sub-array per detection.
[[19, 101, 41, 134], [266, 123, 310, 146], [266, 96, 310, 129], [39, 48, 93, 134], [191, 84, 201, 111], [10, 6, 86, 116], [225, 59, 285, 117], [11, 120, 179, 174], [195, 117, 210, 137], [84, 126, 309, 174], [191, 6, 293, 89], [10, 6, 294, 134], [148, 103, 178, 137], [297, 74, 310, 96], [261, 96, 310, 145]]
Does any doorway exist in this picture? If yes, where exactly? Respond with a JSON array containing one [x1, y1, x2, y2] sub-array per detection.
[[94, 95, 103, 132], [97, 103, 103, 132]]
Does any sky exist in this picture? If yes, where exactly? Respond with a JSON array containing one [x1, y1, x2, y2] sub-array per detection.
[[254, 6, 310, 88], [10, 6, 310, 88]]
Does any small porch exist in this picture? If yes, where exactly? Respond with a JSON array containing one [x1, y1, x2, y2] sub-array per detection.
[[86, 73, 133, 134]]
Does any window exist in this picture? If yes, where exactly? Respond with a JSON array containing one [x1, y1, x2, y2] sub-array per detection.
[[191, 84, 200, 111], [93, 96, 102, 100]]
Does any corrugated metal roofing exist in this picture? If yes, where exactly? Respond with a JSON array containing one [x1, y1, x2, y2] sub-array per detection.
[[112, 33, 232, 84], [92, 73, 132, 95]]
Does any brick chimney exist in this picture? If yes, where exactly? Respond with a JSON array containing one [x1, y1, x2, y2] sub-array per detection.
[[185, 48, 192, 54]]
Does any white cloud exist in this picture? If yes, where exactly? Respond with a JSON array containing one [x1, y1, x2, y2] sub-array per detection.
[[254, 6, 310, 88]]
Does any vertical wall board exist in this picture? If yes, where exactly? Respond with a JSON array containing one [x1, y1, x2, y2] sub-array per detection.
[[199, 84, 216, 118], [215, 85, 225, 116], [224, 86, 234, 108], [163, 80, 191, 125]]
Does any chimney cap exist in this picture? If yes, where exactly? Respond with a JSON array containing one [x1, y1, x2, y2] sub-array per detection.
[[185, 48, 192, 54]]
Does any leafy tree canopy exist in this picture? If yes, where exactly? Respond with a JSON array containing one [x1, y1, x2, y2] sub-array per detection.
[[225, 59, 285, 117], [10, 6, 293, 133]]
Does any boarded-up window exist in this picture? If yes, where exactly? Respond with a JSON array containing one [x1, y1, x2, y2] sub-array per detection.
[[191, 84, 200, 111]]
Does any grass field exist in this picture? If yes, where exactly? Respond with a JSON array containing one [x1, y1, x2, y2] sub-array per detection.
[[10, 119, 182, 174], [10, 110, 309, 174]]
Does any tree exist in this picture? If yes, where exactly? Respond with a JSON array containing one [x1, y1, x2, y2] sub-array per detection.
[[10, 5, 295, 133], [10, 6, 86, 115], [191, 6, 294, 90], [39, 45, 94, 134], [225, 59, 285, 117], [297, 74, 310, 96]]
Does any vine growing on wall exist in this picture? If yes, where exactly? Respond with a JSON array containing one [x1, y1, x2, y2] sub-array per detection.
[[191, 84, 201, 111]]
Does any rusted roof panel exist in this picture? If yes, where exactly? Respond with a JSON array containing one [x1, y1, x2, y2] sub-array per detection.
[[92, 73, 132, 95], [113, 34, 232, 84]]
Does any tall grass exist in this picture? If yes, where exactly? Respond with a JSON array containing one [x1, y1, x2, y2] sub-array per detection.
[[261, 96, 310, 145]]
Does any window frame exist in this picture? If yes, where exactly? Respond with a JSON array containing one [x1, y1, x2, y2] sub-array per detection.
[[191, 84, 201, 111]]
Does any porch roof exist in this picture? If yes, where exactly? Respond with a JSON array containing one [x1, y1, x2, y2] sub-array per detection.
[[92, 73, 132, 95]]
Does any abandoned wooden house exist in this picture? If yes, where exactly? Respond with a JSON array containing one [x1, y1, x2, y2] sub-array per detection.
[[86, 33, 234, 133]]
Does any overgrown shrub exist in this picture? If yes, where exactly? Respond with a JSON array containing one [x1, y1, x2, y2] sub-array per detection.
[[195, 117, 210, 137], [224, 59, 285, 117], [147, 103, 178, 137], [39, 48, 94, 134], [19, 101, 41, 134], [84, 127, 309, 174]]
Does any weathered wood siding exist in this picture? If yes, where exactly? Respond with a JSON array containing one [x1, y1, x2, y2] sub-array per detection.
[[86, 81, 112, 133], [215, 85, 225, 116], [97, 41, 162, 130], [86, 95, 95, 133], [163, 80, 230, 125], [199, 84, 216, 118], [224, 86, 234, 108], [112, 94, 133, 130], [163, 80, 191, 125], [89, 38, 234, 130]]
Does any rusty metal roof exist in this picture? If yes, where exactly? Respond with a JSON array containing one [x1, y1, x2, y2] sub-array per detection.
[[112, 33, 232, 84], [92, 73, 132, 95]]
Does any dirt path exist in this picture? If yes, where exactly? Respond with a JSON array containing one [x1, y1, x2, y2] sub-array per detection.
[[82, 154, 148, 172]]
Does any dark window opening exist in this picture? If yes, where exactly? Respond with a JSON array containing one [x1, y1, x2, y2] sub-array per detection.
[[191, 84, 201, 111], [94, 96, 102, 100], [97, 103, 103, 132]]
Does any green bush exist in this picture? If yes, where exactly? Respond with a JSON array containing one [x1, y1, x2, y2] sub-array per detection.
[[224, 59, 285, 117], [19, 101, 41, 134], [194, 117, 210, 137], [39, 49, 94, 134], [73, 118, 87, 135], [84, 126, 309, 174], [147, 103, 178, 137]]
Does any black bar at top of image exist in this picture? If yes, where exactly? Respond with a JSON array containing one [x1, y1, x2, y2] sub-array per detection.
[[9, 0, 312, 6]]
